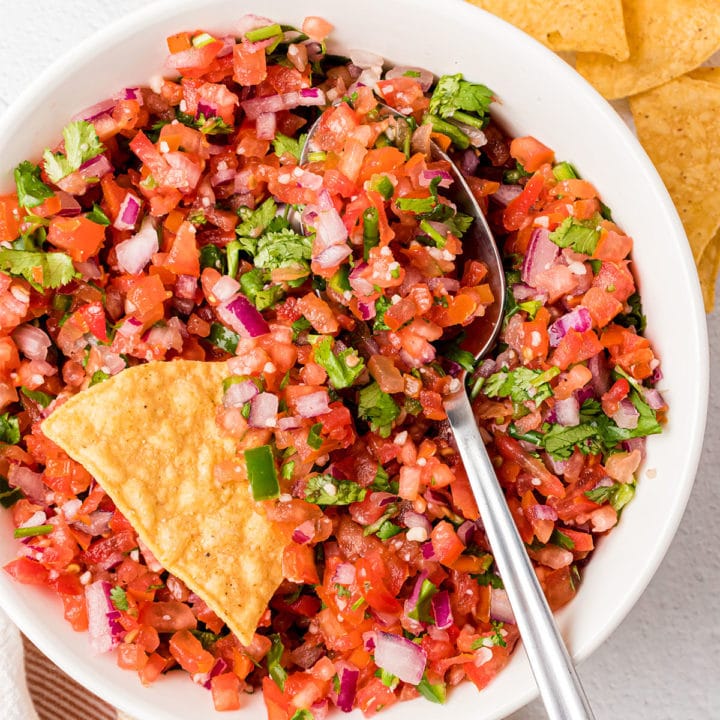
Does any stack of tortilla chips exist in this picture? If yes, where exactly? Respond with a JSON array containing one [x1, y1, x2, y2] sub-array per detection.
[[470, 0, 720, 310]]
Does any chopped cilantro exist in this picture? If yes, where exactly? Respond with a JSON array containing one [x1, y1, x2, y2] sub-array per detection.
[[549, 216, 601, 255], [267, 634, 288, 691], [290, 711, 314, 720], [307, 422, 324, 450], [190, 629, 222, 650], [43, 120, 104, 183], [208, 322, 239, 354], [304, 474, 367, 506], [110, 586, 129, 611], [90, 370, 110, 386], [14, 161, 54, 209], [0, 248, 76, 291], [291, 316, 312, 340], [395, 196, 436, 214], [370, 464, 393, 492], [199, 244, 226, 274], [482, 366, 560, 405], [236, 198, 278, 239], [474, 570, 504, 589], [551, 529, 575, 551], [407, 578, 437, 623], [540, 423, 600, 459], [373, 295, 392, 331], [0, 413, 20, 445], [585, 481, 635, 513], [615, 292, 647, 333], [376, 520, 403, 540], [253, 228, 313, 275], [358, 382, 400, 438], [429, 73, 494, 126], [272, 132, 307, 162], [471, 621, 507, 649], [312, 336, 365, 389]]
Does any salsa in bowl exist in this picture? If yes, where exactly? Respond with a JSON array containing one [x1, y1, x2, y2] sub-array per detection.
[[0, 1, 708, 720]]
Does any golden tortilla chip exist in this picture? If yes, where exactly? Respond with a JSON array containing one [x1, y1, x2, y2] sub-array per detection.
[[576, 0, 720, 99], [630, 76, 720, 311], [42, 360, 286, 645], [688, 66, 720, 83], [468, 0, 629, 60], [697, 233, 720, 310]]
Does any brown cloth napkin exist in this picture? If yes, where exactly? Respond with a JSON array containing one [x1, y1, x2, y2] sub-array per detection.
[[22, 635, 119, 720]]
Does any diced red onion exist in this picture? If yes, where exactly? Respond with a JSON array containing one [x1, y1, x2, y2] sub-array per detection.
[[197, 657, 230, 690], [548, 307, 592, 347], [7, 466, 47, 505], [460, 148, 480, 176], [385, 65, 433, 92], [241, 88, 325, 120], [210, 166, 237, 186], [554, 396, 580, 427], [622, 437, 647, 463], [493, 184, 524, 206], [335, 664, 359, 713], [211, 275, 241, 303], [248, 392, 279, 428], [277, 415, 303, 430], [78, 154, 112, 180], [295, 390, 330, 418], [174, 274, 197, 300], [197, 100, 217, 119], [362, 631, 376, 652], [512, 283, 546, 302], [145, 323, 183, 353], [642, 387, 666, 410], [349, 49, 384, 69], [314, 244, 352, 269], [348, 263, 374, 297], [613, 398, 639, 429], [405, 570, 428, 614], [525, 504, 558, 522], [456, 520, 475, 546], [489, 587, 516, 624], [85, 580, 121, 654], [427, 277, 460, 293], [576, 386, 595, 405], [419, 169, 453, 189], [292, 520, 315, 545], [421, 541, 437, 560], [288, 43, 309, 72], [256, 112, 277, 140], [61, 499, 82, 521], [113, 192, 141, 230], [19, 510, 47, 529], [237, 13, 274, 35], [456, 122, 487, 148], [401, 509, 432, 534], [56, 191, 82, 217], [118, 87, 143, 104], [73, 510, 112, 536], [116, 316, 143, 338], [332, 562, 356, 586], [12, 325, 51, 361], [116, 216, 158, 275], [72, 98, 116, 122], [357, 301, 375, 321], [374, 631, 427, 685], [430, 590, 453, 630], [477, 359, 497, 378], [294, 168, 324, 191], [216, 293, 269, 338], [522, 228, 559, 288], [223, 380, 259, 408], [73, 260, 102, 280]]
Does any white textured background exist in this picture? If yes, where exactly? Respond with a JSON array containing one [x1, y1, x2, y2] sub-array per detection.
[[0, 1, 717, 718]]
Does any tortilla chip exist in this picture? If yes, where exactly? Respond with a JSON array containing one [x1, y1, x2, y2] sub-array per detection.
[[630, 76, 720, 311], [697, 233, 720, 310], [688, 66, 720, 83], [42, 360, 286, 645], [468, 0, 629, 60], [576, 0, 720, 99]]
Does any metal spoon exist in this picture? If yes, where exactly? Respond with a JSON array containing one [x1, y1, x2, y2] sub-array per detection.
[[301, 105, 596, 720]]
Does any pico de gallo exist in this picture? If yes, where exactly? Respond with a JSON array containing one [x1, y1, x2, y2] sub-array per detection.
[[0, 13, 666, 717]]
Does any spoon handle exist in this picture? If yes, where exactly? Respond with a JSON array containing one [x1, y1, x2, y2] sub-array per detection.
[[444, 390, 596, 720]]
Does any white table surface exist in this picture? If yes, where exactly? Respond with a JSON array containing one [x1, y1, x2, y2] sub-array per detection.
[[0, 1, 717, 718]]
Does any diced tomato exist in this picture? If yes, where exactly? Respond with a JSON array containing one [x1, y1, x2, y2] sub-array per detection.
[[510, 136, 554, 172], [503, 173, 544, 231], [3, 557, 50, 585], [211, 672, 242, 711], [233, 42, 268, 85], [0, 195, 21, 242], [551, 328, 603, 370], [47, 216, 106, 262], [355, 676, 399, 715], [296, 293, 339, 334], [282, 542, 320, 585], [169, 629, 214, 674], [431, 521, 465, 566], [157, 221, 200, 277]]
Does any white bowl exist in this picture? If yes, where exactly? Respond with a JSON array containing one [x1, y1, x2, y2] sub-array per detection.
[[0, 1, 709, 719]]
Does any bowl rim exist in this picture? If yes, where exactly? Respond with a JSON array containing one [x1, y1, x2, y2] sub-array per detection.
[[0, 0, 710, 718]]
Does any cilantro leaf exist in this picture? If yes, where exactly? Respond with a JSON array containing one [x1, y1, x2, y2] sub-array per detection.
[[615, 292, 647, 333], [541, 423, 599, 459], [86, 204, 110, 226], [304, 474, 367, 506], [109, 586, 129, 611], [549, 216, 601, 255], [429, 74, 494, 122], [43, 121, 104, 183], [313, 336, 365, 389], [272, 133, 308, 162], [0, 248, 76, 291], [21, 387, 54, 408], [0, 413, 20, 445], [267, 634, 288, 691], [396, 196, 436, 214], [585, 480, 635, 513], [236, 198, 278, 239], [14, 161, 54, 209], [254, 228, 312, 273], [482, 366, 560, 405], [358, 382, 399, 438]]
